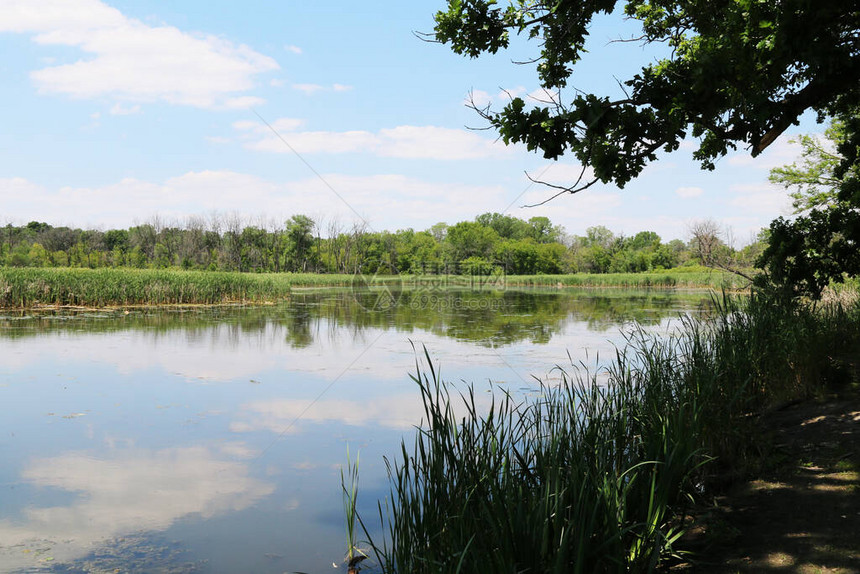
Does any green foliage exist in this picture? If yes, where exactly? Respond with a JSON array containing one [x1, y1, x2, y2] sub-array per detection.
[[341, 447, 367, 568], [359, 290, 860, 572], [285, 214, 317, 272], [475, 212, 531, 239], [103, 229, 129, 253], [760, 113, 860, 299], [1, 213, 759, 278], [434, 1, 860, 190], [0, 268, 294, 308], [759, 206, 860, 299], [7, 243, 31, 267], [445, 220, 501, 262], [769, 121, 847, 213]]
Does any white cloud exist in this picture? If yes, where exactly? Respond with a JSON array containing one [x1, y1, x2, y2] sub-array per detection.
[[218, 441, 259, 459], [108, 102, 140, 115], [729, 183, 792, 215], [513, 187, 622, 223], [280, 173, 507, 227], [528, 87, 560, 105], [0, 0, 278, 109], [0, 171, 508, 232], [252, 129, 379, 154], [292, 83, 325, 95], [221, 96, 266, 110], [231, 119, 261, 131], [675, 186, 704, 198], [678, 139, 698, 152], [530, 162, 596, 188], [233, 117, 305, 133], [0, 176, 44, 198], [231, 395, 426, 433], [469, 87, 527, 108], [238, 120, 512, 160], [292, 83, 353, 95], [727, 135, 804, 169], [379, 125, 509, 160], [467, 89, 491, 107], [284, 44, 302, 54]]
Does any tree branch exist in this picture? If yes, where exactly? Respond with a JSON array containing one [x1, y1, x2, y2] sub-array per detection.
[[521, 168, 599, 207]]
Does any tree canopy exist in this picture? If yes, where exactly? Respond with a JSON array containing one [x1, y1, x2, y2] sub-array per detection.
[[434, 0, 860, 196], [759, 115, 860, 298], [2, 214, 751, 276]]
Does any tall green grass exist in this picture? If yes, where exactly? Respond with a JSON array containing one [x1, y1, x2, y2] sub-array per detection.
[[0, 268, 296, 308], [359, 291, 860, 573], [505, 267, 748, 289], [0, 267, 743, 309], [342, 447, 368, 572]]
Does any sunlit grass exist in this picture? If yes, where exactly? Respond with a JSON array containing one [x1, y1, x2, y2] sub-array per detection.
[[0, 268, 295, 308], [505, 267, 749, 289], [0, 267, 744, 309]]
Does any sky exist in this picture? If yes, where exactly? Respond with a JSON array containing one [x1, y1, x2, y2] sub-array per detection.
[[0, 0, 820, 244]]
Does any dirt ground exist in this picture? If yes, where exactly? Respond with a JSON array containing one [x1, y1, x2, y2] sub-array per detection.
[[679, 383, 860, 573]]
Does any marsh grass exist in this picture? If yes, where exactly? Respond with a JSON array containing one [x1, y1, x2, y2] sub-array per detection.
[[505, 268, 748, 290], [359, 291, 860, 573], [0, 268, 302, 308], [0, 267, 745, 309]]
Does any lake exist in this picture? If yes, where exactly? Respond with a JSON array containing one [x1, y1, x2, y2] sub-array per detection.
[[0, 287, 713, 573]]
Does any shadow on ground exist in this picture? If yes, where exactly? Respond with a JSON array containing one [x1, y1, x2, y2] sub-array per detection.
[[685, 387, 860, 573]]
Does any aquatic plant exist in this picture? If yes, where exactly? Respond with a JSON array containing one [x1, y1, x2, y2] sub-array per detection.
[[356, 290, 860, 573], [505, 268, 748, 290], [0, 268, 297, 308], [0, 267, 745, 309], [341, 446, 367, 573]]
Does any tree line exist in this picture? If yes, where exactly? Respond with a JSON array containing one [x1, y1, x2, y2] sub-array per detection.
[[0, 212, 764, 276]]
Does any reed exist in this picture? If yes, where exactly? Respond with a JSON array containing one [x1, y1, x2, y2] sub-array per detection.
[[359, 290, 860, 573], [0, 268, 299, 308], [505, 268, 748, 289], [0, 267, 747, 309], [342, 446, 367, 573]]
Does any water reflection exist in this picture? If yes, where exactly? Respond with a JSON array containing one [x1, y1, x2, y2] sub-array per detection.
[[0, 447, 273, 571], [0, 288, 712, 349], [232, 394, 430, 434], [0, 287, 714, 573]]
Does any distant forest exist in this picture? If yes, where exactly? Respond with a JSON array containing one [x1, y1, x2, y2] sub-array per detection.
[[0, 213, 765, 275]]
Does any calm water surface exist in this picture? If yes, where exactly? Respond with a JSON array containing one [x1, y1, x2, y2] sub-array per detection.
[[0, 288, 712, 573]]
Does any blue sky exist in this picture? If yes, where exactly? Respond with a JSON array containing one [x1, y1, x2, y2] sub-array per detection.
[[0, 0, 819, 243]]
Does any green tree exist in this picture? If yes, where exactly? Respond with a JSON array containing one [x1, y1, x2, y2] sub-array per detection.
[[769, 120, 848, 213], [760, 115, 860, 298], [285, 215, 317, 272], [26, 221, 51, 234], [28, 243, 50, 267], [527, 216, 559, 243], [104, 229, 129, 253], [585, 226, 614, 249], [8, 243, 31, 267], [434, 1, 859, 194], [408, 230, 442, 272], [475, 212, 530, 239], [445, 221, 500, 266], [629, 231, 660, 251]]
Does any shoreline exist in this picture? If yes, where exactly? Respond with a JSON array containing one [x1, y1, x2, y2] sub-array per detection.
[[0, 267, 746, 310]]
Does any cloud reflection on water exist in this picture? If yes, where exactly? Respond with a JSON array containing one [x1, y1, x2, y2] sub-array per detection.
[[0, 447, 273, 572]]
